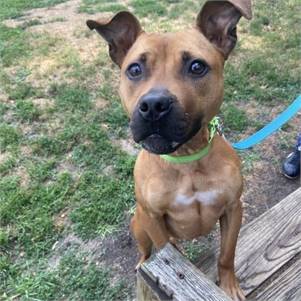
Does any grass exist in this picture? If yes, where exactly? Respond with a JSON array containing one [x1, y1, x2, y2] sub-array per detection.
[[15, 100, 40, 122], [1, 249, 128, 300], [130, 0, 167, 18], [0, 0, 300, 299], [0, 24, 31, 67], [183, 235, 214, 263], [79, 0, 127, 14], [221, 104, 249, 133], [0, 124, 21, 152], [54, 84, 92, 112], [0, 0, 69, 20]]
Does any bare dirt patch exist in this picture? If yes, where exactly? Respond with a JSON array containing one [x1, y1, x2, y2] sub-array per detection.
[[14, 165, 30, 188], [0, 151, 10, 164], [113, 138, 140, 156], [53, 207, 72, 230], [0, 91, 9, 103], [241, 116, 301, 223], [3, 0, 108, 64], [94, 97, 108, 110], [49, 225, 138, 289], [32, 98, 54, 110], [2, 0, 112, 91]]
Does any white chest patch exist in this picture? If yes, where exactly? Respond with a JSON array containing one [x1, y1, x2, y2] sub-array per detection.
[[175, 190, 220, 206]]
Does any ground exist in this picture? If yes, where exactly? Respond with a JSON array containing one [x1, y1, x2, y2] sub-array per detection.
[[0, 0, 300, 300]]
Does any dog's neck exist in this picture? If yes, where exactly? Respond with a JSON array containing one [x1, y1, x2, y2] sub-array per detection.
[[172, 126, 209, 156]]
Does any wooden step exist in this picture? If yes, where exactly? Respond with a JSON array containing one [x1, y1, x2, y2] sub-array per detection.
[[137, 243, 231, 301], [203, 187, 301, 297], [252, 252, 301, 301], [137, 187, 301, 300]]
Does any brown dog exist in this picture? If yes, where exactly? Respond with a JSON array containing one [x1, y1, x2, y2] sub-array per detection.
[[87, 1, 252, 300]]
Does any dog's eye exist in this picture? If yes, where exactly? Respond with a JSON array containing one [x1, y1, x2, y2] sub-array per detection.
[[189, 60, 208, 77], [127, 63, 142, 79]]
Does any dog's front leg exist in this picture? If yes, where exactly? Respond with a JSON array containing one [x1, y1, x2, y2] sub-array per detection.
[[132, 204, 169, 270], [218, 201, 245, 301]]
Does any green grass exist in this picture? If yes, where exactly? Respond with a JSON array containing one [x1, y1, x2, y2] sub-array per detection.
[[0, 0, 300, 299], [0, 124, 21, 152], [54, 84, 92, 112], [0, 156, 17, 175], [1, 250, 127, 300], [70, 171, 134, 237], [79, 0, 127, 14], [0, 103, 8, 121], [15, 100, 40, 122], [222, 104, 249, 132], [184, 239, 211, 263], [130, 0, 167, 17], [0, 24, 31, 67], [19, 18, 43, 29], [0, 0, 69, 21]]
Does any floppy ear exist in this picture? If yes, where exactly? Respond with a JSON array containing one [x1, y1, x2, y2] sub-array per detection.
[[196, 0, 252, 59], [87, 11, 142, 67]]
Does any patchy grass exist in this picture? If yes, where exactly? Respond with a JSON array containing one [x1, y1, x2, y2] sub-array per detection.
[[70, 172, 134, 237], [54, 84, 92, 112], [2, 249, 127, 300], [15, 100, 40, 122], [0, 24, 31, 67], [79, 0, 127, 14], [0, 0, 300, 300], [0, 0, 70, 20], [222, 104, 249, 133], [19, 18, 43, 29], [183, 235, 214, 263], [130, 0, 167, 18], [0, 124, 21, 152]]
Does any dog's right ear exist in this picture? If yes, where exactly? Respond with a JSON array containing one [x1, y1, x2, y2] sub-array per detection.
[[87, 11, 142, 67]]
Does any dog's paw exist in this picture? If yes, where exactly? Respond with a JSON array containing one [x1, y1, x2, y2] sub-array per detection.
[[219, 273, 245, 301], [134, 263, 141, 272], [134, 255, 149, 272]]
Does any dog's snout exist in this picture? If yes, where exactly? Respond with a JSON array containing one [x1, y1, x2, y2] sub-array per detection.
[[138, 91, 173, 121]]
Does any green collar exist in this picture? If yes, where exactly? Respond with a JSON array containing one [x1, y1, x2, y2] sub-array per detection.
[[160, 117, 220, 164]]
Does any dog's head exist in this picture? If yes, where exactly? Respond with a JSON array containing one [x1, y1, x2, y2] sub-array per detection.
[[87, 0, 251, 154]]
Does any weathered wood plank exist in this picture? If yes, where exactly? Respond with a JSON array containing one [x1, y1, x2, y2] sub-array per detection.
[[203, 187, 301, 296], [137, 269, 168, 301], [140, 243, 232, 301], [253, 253, 301, 301]]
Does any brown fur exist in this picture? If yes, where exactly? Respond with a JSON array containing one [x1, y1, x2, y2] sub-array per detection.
[[87, 1, 252, 300]]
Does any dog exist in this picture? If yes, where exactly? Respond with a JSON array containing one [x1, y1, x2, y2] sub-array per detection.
[[87, 1, 252, 299]]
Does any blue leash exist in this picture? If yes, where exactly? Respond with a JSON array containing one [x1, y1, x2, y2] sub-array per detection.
[[232, 95, 301, 150]]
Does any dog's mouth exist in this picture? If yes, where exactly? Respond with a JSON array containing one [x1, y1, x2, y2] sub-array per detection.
[[140, 134, 181, 154], [129, 93, 204, 155]]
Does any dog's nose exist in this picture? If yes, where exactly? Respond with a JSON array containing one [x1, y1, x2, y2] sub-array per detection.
[[138, 91, 172, 121]]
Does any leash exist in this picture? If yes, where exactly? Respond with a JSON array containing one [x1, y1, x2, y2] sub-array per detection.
[[232, 95, 301, 150]]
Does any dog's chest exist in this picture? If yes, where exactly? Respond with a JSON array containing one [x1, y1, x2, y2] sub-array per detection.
[[165, 178, 226, 238], [171, 172, 223, 208], [174, 189, 220, 206]]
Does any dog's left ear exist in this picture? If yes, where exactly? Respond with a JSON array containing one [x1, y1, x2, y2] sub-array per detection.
[[87, 11, 142, 67], [196, 0, 252, 59]]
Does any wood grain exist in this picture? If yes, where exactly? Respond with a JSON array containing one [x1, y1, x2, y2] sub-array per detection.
[[203, 187, 301, 296], [137, 269, 161, 301], [140, 243, 232, 301], [253, 253, 301, 301]]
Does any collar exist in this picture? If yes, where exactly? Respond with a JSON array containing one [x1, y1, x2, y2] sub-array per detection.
[[160, 117, 220, 164]]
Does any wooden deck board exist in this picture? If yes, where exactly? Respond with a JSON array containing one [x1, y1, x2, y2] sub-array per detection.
[[139, 243, 232, 301], [203, 187, 301, 296], [253, 252, 301, 301], [137, 188, 301, 300]]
